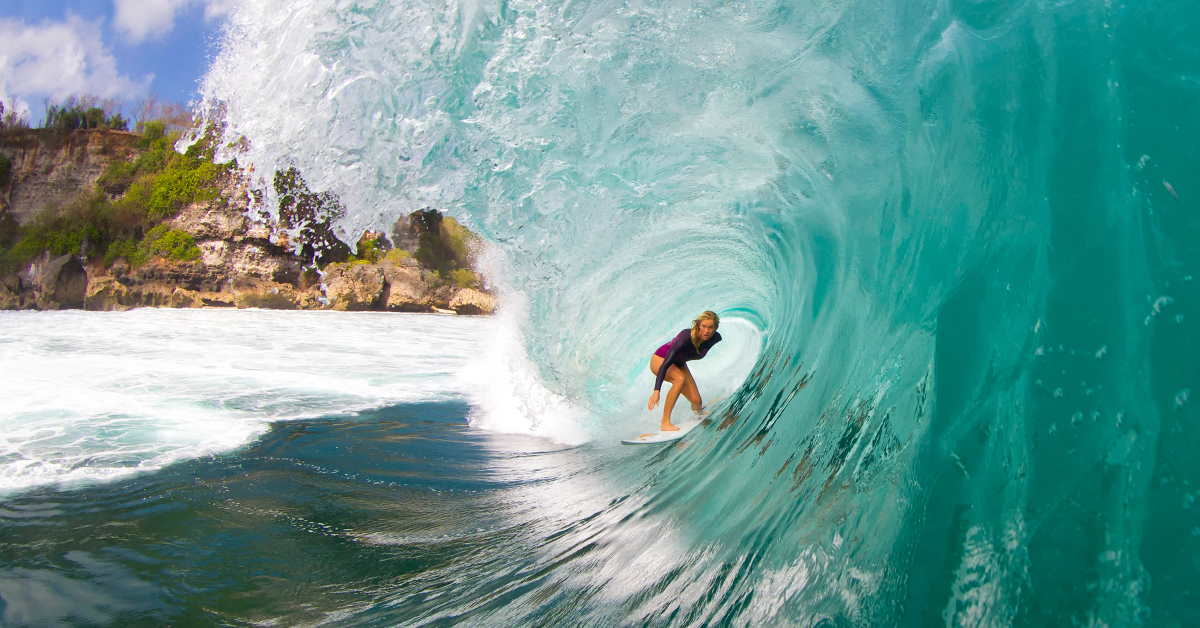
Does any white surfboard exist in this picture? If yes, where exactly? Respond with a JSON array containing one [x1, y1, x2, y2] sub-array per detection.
[[621, 420, 700, 445]]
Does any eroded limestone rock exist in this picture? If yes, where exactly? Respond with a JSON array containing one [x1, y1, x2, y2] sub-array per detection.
[[323, 262, 385, 310], [449, 287, 497, 315]]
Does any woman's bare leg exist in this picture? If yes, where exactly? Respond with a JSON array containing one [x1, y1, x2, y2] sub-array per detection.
[[660, 373, 686, 430], [680, 367, 703, 413], [648, 356, 686, 430]]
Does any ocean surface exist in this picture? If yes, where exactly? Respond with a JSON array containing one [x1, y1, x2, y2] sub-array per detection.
[[5, 0, 1200, 624]]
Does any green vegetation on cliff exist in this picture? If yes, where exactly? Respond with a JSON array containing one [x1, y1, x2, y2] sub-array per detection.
[[0, 100, 30, 132], [352, 232, 386, 264], [44, 97, 129, 133], [401, 209, 482, 289], [329, 209, 483, 291], [273, 166, 350, 268], [104, 121, 228, 222], [1, 121, 230, 271], [104, 224, 202, 267], [0, 99, 489, 298]]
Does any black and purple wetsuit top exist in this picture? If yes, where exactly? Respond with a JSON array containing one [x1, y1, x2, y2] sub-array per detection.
[[653, 329, 722, 391]]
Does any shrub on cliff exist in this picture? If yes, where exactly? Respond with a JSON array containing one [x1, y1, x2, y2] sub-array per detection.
[[351, 231, 392, 263], [441, 216, 477, 269], [0, 153, 10, 187], [99, 121, 228, 214], [0, 100, 30, 131], [5, 189, 113, 265], [2, 120, 229, 270], [273, 166, 351, 268], [43, 97, 128, 132], [114, 159, 225, 223], [382, 248, 411, 264], [449, 268, 481, 289], [136, 224, 202, 262], [104, 224, 201, 267], [134, 99, 194, 137], [400, 209, 480, 277]]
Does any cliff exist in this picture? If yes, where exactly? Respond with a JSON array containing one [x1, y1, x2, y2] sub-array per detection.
[[0, 129, 140, 224], [0, 129, 496, 314]]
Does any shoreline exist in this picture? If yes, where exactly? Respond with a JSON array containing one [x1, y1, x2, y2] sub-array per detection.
[[1, 129, 497, 316]]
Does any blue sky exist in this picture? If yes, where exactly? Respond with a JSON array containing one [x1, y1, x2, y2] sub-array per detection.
[[0, 0, 232, 124]]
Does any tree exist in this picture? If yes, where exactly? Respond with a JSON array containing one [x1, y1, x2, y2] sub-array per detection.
[[0, 100, 30, 131], [273, 167, 351, 268], [42, 96, 129, 132], [135, 97, 194, 135], [409, 208, 455, 274]]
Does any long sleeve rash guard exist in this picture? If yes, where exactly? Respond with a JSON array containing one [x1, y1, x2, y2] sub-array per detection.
[[653, 329, 722, 391]]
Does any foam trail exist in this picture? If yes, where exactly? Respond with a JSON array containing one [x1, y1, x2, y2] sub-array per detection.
[[0, 310, 491, 494]]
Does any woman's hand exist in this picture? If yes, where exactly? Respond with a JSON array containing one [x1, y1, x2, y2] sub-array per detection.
[[647, 390, 660, 411]]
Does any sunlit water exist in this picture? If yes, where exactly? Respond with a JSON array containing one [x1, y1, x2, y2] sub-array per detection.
[[0, 309, 489, 495], [3, 0, 1200, 624], [0, 309, 753, 625]]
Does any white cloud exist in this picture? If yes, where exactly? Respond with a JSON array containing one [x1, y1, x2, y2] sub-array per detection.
[[0, 15, 151, 113], [113, 0, 235, 44], [201, 0, 238, 22], [113, 0, 189, 43]]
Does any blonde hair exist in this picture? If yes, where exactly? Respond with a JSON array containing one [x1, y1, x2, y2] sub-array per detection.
[[690, 310, 720, 350]]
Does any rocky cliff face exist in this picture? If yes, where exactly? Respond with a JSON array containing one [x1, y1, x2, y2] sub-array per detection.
[[0, 130, 496, 315], [321, 257, 495, 314], [0, 129, 140, 223], [0, 251, 88, 310]]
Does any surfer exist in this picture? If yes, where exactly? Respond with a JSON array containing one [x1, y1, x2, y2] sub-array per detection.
[[647, 310, 722, 432]]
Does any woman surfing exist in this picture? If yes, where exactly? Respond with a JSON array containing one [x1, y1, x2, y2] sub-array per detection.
[[646, 311, 722, 432]]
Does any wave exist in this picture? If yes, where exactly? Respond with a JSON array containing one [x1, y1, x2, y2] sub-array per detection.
[[0, 310, 490, 495], [199, 0, 1200, 623]]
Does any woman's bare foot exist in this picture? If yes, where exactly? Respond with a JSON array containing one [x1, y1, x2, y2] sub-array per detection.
[[661, 423, 680, 431]]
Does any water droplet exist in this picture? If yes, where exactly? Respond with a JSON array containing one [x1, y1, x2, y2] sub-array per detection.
[[1163, 180, 1180, 200], [1175, 389, 1191, 408], [1035, 346, 1045, 356], [1095, 345, 1108, 359], [1070, 412, 1083, 426], [1054, 388, 1064, 399]]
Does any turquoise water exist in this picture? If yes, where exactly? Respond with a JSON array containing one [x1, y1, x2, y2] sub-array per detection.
[[203, 1, 1198, 621], [3, 0, 1198, 624]]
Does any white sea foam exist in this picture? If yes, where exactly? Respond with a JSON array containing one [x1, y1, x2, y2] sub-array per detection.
[[0, 309, 492, 495], [0, 301, 758, 494], [459, 291, 592, 445]]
